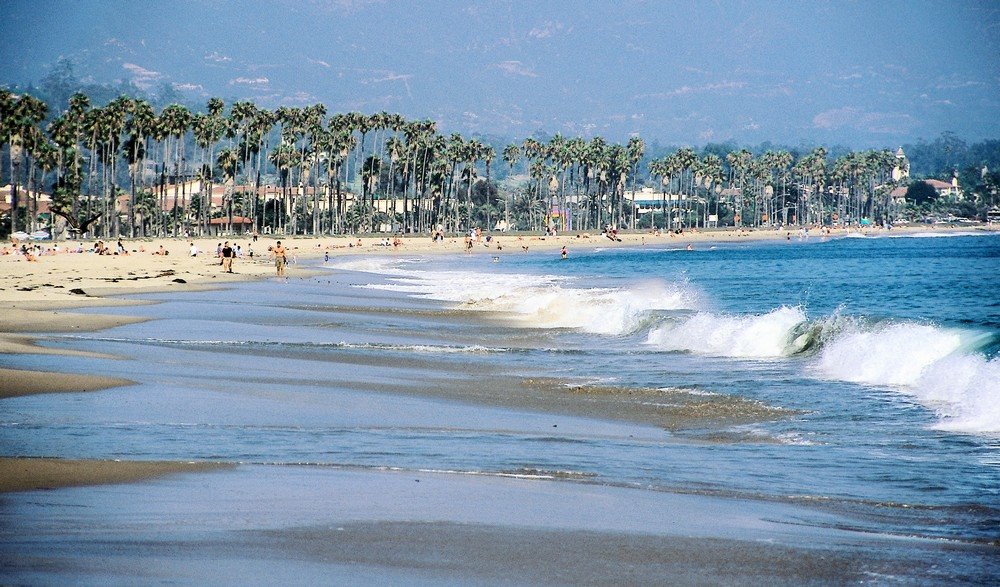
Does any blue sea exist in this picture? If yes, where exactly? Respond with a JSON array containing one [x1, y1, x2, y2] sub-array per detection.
[[2, 230, 999, 582]]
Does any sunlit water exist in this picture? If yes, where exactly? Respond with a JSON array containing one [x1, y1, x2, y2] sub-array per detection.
[[2, 231, 999, 547]]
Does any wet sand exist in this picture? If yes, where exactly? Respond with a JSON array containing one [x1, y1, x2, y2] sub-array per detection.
[[0, 367, 133, 399], [0, 457, 233, 492], [2, 465, 994, 584]]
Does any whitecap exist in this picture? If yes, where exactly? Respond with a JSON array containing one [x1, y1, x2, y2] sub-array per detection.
[[645, 306, 807, 358]]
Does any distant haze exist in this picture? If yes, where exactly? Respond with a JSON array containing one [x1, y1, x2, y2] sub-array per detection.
[[3, 0, 998, 148]]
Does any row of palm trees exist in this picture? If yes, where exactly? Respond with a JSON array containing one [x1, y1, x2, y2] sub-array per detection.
[[1, 89, 908, 239], [646, 146, 902, 229]]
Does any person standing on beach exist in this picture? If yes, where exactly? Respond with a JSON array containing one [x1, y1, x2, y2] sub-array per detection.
[[221, 241, 235, 273], [273, 241, 288, 277]]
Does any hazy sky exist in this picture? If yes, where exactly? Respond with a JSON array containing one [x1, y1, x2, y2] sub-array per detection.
[[3, 0, 998, 148]]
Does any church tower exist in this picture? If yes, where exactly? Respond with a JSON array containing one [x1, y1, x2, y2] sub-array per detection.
[[892, 147, 910, 182]]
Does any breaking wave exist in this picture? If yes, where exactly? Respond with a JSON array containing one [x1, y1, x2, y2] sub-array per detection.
[[646, 306, 808, 358], [645, 306, 999, 435], [813, 321, 1000, 434], [333, 257, 999, 435], [338, 259, 704, 335]]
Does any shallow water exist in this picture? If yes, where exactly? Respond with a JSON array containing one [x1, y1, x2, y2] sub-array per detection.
[[2, 231, 999, 557]]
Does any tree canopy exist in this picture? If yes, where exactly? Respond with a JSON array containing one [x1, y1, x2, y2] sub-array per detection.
[[2, 74, 998, 240]]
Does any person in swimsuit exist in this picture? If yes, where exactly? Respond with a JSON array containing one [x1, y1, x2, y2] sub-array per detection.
[[273, 241, 288, 277]]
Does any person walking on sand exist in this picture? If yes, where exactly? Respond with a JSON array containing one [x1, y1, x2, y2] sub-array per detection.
[[273, 240, 288, 277], [221, 241, 235, 273]]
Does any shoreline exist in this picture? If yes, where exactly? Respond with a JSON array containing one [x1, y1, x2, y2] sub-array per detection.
[[1, 223, 996, 494], [3, 224, 995, 309]]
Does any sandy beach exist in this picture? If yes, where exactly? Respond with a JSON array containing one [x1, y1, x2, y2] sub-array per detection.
[[4, 223, 993, 305], [0, 457, 233, 493], [1, 223, 996, 492]]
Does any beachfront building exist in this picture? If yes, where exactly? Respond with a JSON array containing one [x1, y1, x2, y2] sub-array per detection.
[[150, 181, 364, 234], [923, 177, 963, 201], [890, 185, 908, 207], [2, 185, 54, 235], [207, 216, 253, 236], [625, 186, 706, 229], [889, 175, 964, 210], [892, 147, 910, 182]]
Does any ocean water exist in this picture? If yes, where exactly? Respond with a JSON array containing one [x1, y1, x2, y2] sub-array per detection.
[[3, 231, 999, 557]]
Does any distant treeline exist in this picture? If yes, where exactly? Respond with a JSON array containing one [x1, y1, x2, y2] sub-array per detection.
[[2, 59, 998, 240]]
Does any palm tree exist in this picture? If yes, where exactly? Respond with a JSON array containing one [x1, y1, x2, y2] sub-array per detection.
[[157, 103, 193, 236], [246, 107, 274, 232], [671, 147, 697, 228], [2, 92, 48, 236], [302, 104, 327, 234], [501, 143, 521, 230], [123, 99, 155, 237], [193, 98, 226, 235], [217, 147, 239, 231], [726, 149, 753, 226], [699, 153, 724, 226], [268, 142, 299, 234], [101, 96, 131, 237], [647, 156, 668, 229], [625, 136, 645, 229], [442, 133, 464, 231], [463, 139, 485, 231], [772, 150, 794, 226], [46, 93, 90, 238], [31, 136, 59, 235]]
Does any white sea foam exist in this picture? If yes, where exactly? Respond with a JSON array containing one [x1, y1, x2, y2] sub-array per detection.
[[646, 305, 1000, 435], [915, 354, 1000, 434], [645, 306, 808, 358], [814, 321, 1000, 434], [328, 257, 425, 275], [886, 231, 995, 239], [815, 323, 966, 387], [485, 279, 699, 334], [346, 261, 702, 335], [839, 230, 997, 240]]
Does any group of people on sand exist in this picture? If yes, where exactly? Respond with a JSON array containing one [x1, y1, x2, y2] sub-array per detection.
[[2, 242, 42, 261], [184, 240, 257, 274], [4, 235, 115, 260]]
